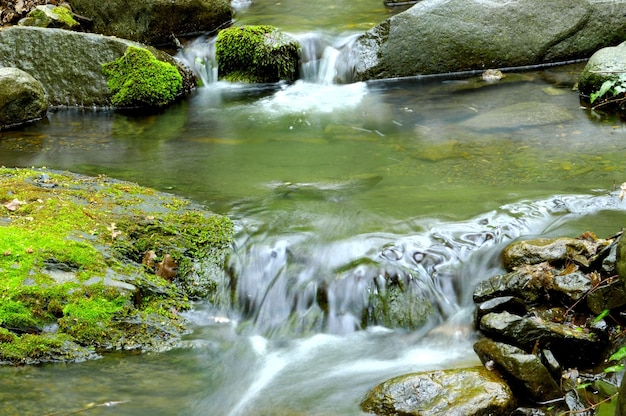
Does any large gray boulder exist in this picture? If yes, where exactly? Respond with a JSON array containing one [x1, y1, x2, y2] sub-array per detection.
[[346, 0, 626, 81], [0, 26, 195, 107], [0, 67, 48, 130], [69, 0, 233, 46]]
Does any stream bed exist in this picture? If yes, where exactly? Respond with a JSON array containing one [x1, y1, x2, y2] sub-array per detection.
[[2, 1, 626, 415]]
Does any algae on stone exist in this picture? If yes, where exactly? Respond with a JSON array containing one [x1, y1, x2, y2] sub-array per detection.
[[102, 46, 183, 107], [215, 25, 300, 83], [0, 167, 233, 364]]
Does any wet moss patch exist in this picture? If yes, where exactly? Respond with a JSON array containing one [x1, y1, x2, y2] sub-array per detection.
[[0, 167, 233, 365]]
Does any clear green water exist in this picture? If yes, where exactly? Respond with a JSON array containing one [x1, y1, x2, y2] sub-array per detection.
[[1, 1, 626, 415]]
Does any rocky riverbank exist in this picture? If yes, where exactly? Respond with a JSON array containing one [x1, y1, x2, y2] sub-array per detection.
[[362, 230, 626, 415]]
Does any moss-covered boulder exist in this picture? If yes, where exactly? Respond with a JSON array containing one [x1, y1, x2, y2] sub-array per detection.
[[69, 0, 233, 46], [215, 25, 300, 83], [102, 46, 183, 108], [0, 167, 233, 365], [0, 67, 48, 130], [18, 5, 79, 30], [0, 26, 195, 107]]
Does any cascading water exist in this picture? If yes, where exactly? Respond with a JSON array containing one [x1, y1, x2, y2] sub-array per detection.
[[226, 190, 625, 339], [177, 31, 361, 86]]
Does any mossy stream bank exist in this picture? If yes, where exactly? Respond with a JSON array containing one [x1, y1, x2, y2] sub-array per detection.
[[0, 167, 233, 365]]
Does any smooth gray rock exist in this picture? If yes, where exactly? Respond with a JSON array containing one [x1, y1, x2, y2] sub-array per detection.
[[0, 67, 48, 130], [0, 26, 195, 107], [579, 42, 626, 97], [346, 0, 626, 81]]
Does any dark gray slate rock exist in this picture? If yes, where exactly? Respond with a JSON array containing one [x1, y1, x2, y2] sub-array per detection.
[[474, 338, 562, 402], [0, 67, 48, 130], [361, 366, 515, 416], [347, 0, 626, 81], [69, 0, 233, 46], [479, 311, 605, 367], [0, 26, 195, 107], [586, 278, 626, 314], [473, 263, 554, 304]]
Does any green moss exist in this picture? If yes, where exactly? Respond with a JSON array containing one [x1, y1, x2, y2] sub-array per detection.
[[102, 46, 183, 107], [52, 6, 79, 28], [0, 167, 232, 364], [215, 25, 300, 83]]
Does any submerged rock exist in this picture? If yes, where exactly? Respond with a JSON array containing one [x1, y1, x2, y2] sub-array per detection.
[[361, 366, 516, 416], [460, 102, 573, 131], [0, 67, 48, 130]]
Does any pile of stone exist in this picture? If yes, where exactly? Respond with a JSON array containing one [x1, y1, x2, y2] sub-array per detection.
[[473, 232, 624, 414], [362, 231, 626, 415]]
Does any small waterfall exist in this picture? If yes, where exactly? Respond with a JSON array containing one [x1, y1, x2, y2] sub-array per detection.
[[176, 31, 361, 85], [178, 36, 219, 86], [227, 191, 625, 338]]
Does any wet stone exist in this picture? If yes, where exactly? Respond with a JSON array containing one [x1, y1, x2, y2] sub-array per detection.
[[474, 296, 528, 326], [503, 237, 600, 270], [472, 263, 555, 304], [361, 366, 515, 416], [586, 277, 626, 314], [473, 338, 562, 402], [479, 311, 605, 367], [551, 271, 592, 301]]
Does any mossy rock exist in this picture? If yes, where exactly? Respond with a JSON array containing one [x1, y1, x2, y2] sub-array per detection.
[[215, 25, 300, 83], [578, 42, 626, 98], [102, 46, 183, 108], [18, 5, 79, 30], [0, 167, 233, 364]]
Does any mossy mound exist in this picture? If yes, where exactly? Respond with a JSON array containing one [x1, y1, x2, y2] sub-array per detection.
[[0, 167, 233, 365], [102, 46, 183, 108], [215, 25, 300, 83]]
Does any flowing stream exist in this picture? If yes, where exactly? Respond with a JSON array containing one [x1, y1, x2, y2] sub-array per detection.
[[2, 1, 626, 415]]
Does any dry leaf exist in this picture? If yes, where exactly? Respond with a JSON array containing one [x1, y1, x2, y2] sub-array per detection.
[[4, 198, 26, 211], [156, 254, 177, 281]]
